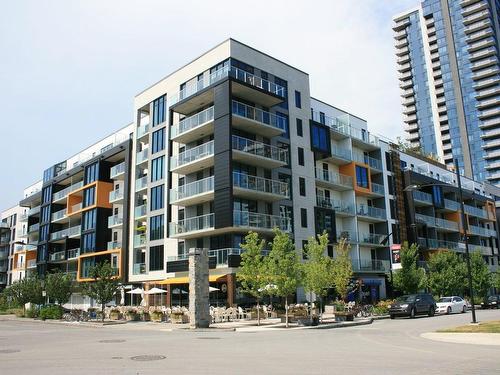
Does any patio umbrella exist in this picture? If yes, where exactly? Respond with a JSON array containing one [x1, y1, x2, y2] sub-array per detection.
[[127, 287, 144, 306], [209, 286, 220, 292], [145, 287, 167, 307], [172, 288, 188, 294]]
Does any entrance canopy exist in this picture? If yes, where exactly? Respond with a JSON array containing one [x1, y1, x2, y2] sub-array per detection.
[[157, 274, 227, 285]]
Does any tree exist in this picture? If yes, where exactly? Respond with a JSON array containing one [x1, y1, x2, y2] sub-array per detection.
[[45, 271, 73, 306], [81, 261, 120, 322], [427, 251, 467, 297], [331, 238, 353, 301], [237, 231, 267, 325], [493, 272, 500, 293], [4, 275, 44, 315], [469, 251, 492, 302], [393, 242, 426, 294], [302, 232, 334, 316], [266, 228, 302, 328]]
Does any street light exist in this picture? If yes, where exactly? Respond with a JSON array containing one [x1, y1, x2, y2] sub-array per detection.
[[403, 159, 477, 324]]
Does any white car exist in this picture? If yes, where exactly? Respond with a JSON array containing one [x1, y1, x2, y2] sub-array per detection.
[[436, 296, 467, 314]]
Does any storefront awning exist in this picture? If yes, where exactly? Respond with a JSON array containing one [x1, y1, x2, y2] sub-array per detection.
[[157, 274, 228, 285]]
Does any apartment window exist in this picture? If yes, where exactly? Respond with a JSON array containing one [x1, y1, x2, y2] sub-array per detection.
[[299, 177, 306, 196], [385, 152, 392, 172], [152, 95, 166, 126], [150, 215, 164, 241], [389, 199, 396, 220], [319, 112, 325, 125], [82, 232, 96, 252], [301, 208, 307, 228], [41, 206, 50, 223], [152, 128, 165, 154], [310, 123, 329, 153], [177, 242, 185, 257], [151, 156, 165, 182], [355, 166, 369, 189], [302, 240, 308, 260], [149, 245, 164, 271], [42, 186, 52, 204], [387, 175, 394, 195], [40, 224, 49, 242], [85, 162, 99, 184], [83, 186, 96, 207], [82, 209, 96, 231], [150, 185, 164, 211], [276, 112, 289, 139], [295, 90, 302, 108], [296, 118, 303, 137], [298, 147, 304, 166]]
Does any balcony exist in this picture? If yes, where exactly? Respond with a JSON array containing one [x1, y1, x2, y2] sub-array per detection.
[[350, 127, 380, 150], [107, 241, 122, 251], [67, 248, 80, 259], [134, 234, 147, 248], [135, 176, 148, 192], [435, 218, 460, 232], [358, 233, 387, 247], [468, 244, 493, 255], [232, 136, 288, 168], [352, 259, 390, 273], [28, 223, 40, 234], [136, 123, 149, 140], [230, 67, 286, 107], [356, 205, 386, 222], [169, 213, 214, 239], [468, 225, 496, 237], [20, 212, 28, 222], [108, 214, 123, 228], [412, 191, 433, 205], [352, 153, 382, 171], [233, 211, 291, 233], [49, 250, 66, 262], [232, 101, 287, 138], [109, 189, 124, 204], [464, 205, 488, 219], [170, 176, 214, 206], [50, 225, 81, 242], [316, 196, 355, 216], [170, 141, 214, 175], [370, 182, 385, 196], [417, 237, 461, 251], [110, 162, 126, 180], [170, 106, 214, 144], [443, 198, 460, 211], [133, 263, 147, 275], [51, 208, 67, 222], [233, 172, 289, 201], [0, 248, 8, 259], [315, 168, 353, 191], [27, 260, 37, 269], [52, 182, 83, 203], [135, 204, 147, 219], [136, 149, 149, 165], [323, 145, 351, 165]]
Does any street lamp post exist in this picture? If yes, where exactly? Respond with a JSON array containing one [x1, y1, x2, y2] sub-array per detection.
[[402, 158, 478, 324]]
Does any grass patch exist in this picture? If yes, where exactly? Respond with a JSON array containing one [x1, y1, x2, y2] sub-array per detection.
[[437, 320, 500, 334]]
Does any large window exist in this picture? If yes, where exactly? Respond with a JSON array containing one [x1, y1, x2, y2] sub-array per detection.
[[82, 232, 96, 252], [150, 215, 164, 241], [151, 156, 165, 182], [311, 123, 329, 153], [85, 162, 99, 184], [150, 185, 164, 211], [149, 245, 164, 271], [42, 186, 52, 204], [152, 128, 165, 154], [355, 166, 369, 189], [152, 95, 166, 126], [82, 209, 96, 231], [83, 186, 96, 207], [41, 206, 50, 223]]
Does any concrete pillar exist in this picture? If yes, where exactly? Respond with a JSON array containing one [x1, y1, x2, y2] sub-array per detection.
[[189, 248, 210, 328]]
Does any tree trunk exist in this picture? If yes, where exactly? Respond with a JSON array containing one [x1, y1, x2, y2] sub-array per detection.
[[285, 296, 289, 328], [257, 299, 260, 326], [101, 303, 105, 322]]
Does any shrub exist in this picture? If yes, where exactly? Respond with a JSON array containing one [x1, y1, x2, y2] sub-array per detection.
[[25, 306, 39, 318], [150, 311, 163, 322], [39, 305, 63, 320], [372, 299, 394, 316]]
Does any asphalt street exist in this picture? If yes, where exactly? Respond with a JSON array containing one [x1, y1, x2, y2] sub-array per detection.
[[1, 309, 500, 375]]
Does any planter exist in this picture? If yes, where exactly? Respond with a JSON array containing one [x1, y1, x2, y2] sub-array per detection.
[[125, 313, 139, 321], [140, 313, 150, 322], [109, 312, 121, 321], [334, 312, 354, 322], [150, 313, 163, 322], [171, 314, 189, 324], [297, 316, 320, 326]]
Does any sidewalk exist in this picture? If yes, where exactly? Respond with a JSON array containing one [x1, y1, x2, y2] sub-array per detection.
[[421, 332, 500, 346]]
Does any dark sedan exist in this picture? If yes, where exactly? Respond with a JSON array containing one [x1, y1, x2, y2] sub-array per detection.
[[481, 295, 500, 309], [389, 294, 436, 319]]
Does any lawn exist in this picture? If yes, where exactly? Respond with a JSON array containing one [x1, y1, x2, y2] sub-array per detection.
[[438, 320, 500, 334]]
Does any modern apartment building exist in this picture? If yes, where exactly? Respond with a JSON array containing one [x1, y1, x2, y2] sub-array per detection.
[[0, 205, 28, 287], [394, 0, 500, 185], [4, 38, 499, 307]]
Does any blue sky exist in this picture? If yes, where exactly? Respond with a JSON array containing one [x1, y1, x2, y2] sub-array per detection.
[[0, 0, 417, 210]]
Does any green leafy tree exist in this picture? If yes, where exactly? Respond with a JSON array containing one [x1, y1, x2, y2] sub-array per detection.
[[81, 261, 119, 322], [469, 251, 492, 302], [393, 242, 426, 294], [266, 229, 302, 328], [4, 275, 44, 315], [45, 271, 73, 306], [493, 272, 500, 293], [427, 251, 467, 297], [302, 232, 334, 316], [237, 231, 267, 325], [331, 238, 353, 301]]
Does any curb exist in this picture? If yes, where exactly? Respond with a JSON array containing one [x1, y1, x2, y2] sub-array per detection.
[[306, 318, 373, 329]]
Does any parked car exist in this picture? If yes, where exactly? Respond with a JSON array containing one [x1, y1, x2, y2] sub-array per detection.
[[389, 294, 436, 319], [481, 295, 500, 309], [436, 296, 467, 314]]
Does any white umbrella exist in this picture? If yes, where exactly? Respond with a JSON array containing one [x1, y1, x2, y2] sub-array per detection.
[[145, 287, 167, 295], [209, 286, 220, 292], [127, 287, 145, 306], [172, 288, 188, 294]]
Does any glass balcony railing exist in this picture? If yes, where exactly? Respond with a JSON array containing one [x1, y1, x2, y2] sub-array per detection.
[[352, 153, 382, 170], [232, 135, 288, 163], [233, 210, 291, 232], [67, 248, 80, 259], [444, 199, 460, 210], [70, 203, 82, 214], [108, 215, 123, 227], [136, 149, 149, 165], [51, 208, 67, 221], [232, 101, 287, 131], [352, 259, 390, 272], [135, 176, 148, 191], [357, 205, 386, 220], [358, 232, 386, 245], [136, 123, 149, 139], [134, 234, 147, 247], [314, 168, 353, 188], [0, 249, 9, 259], [418, 237, 461, 250], [435, 218, 459, 231], [107, 241, 122, 250], [415, 213, 437, 227], [468, 225, 496, 237], [50, 225, 81, 241], [110, 162, 126, 179], [170, 141, 214, 169], [170, 176, 214, 202], [133, 263, 147, 275], [311, 111, 351, 136], [371, 183, 385, 195], [50, 250, 65, 262], [52, 182, 83, 201], [28, 206, 41, 216], [169, 213, 214, 235], [230, 67, 286, 97], [316, 196, 355, 215], [28, 223, 40, 233], [464, 205, 488, 219], [468, 244, 492, 254], [331, 145, 352, 161], [171, 106, 214, 138], [233, 172, 289, 198], [109, 189, 124, 202], [135, 204, 147, 218], [412, 190, 433, 204]]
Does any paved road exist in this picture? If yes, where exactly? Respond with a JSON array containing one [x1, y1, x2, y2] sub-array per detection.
[[1, 309, 499, 374]]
